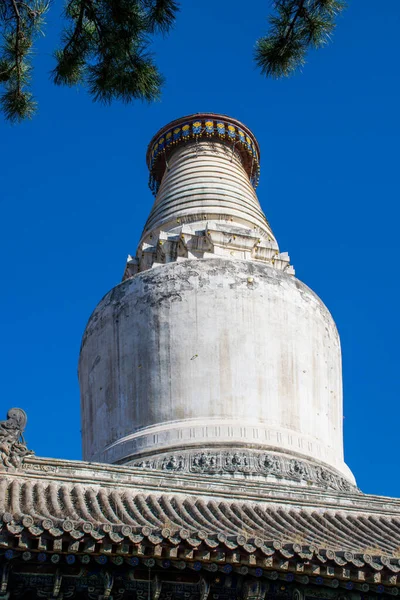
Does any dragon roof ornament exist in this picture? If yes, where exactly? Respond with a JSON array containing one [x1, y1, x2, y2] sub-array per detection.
[[0, 407, 33, 470]]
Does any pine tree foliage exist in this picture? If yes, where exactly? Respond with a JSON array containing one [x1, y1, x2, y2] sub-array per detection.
[[255, 0, 346, 78], [52, 0, 179, 104], [0, 0, 49, 123], [0, 0, 346, 123], [0, 0, 178, 122]]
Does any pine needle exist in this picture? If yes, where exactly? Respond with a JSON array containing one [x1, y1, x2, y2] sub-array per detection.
[[255, 0, 346, 78]]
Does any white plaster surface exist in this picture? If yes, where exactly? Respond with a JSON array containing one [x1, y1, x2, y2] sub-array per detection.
[[79, 258, 354, 483]]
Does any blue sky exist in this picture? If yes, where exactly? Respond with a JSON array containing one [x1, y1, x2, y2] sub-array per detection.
[[1, 0, 399, 496]]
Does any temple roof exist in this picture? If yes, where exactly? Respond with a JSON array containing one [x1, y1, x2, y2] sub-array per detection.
[[1, 454, 400, 593]]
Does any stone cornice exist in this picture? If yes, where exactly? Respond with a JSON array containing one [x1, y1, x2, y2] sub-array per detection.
[[1, 455, 400, 593], [3, 455, 397, 515]]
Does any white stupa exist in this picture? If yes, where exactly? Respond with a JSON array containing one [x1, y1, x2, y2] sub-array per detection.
[[79, 113, 355, 488]]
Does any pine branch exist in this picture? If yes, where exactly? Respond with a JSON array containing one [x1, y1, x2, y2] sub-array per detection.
[[143, 0, 180, 34], [282, 0, 306, 46], [0, 0, 49, 122], [52, 0, 178, 106], [11, 0, 22, 99], [255, 0, 346, 78]]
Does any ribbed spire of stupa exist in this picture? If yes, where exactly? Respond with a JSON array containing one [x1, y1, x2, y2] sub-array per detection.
[[123, 114, 293, 278]]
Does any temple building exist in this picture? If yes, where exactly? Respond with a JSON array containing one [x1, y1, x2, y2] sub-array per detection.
[[1, 113, 400, 600]]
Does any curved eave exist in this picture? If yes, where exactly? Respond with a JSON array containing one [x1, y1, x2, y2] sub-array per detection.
[[1, 457, 400, 590]]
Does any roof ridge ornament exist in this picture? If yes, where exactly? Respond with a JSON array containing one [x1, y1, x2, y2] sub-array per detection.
[[0, 407, 34, 470]]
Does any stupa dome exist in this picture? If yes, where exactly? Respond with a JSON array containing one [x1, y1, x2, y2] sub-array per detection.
[[79, 113, 355, 489]]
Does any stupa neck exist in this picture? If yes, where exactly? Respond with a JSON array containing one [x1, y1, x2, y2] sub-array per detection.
[[123, 114, 294, 279]]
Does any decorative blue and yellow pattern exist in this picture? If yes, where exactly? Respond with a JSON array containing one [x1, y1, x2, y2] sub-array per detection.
[[216, 122, 225, 137], [205, 120, 214, 135], [193, 121, 202, 135], [173, 127, 181, 142], [148, 116, 260, 195]]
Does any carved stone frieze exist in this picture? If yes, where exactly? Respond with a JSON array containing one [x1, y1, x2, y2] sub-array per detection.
[[21, 461, 57, 473], [259, 453, 281, 474], [131, 449, 355, 492], [191, 452, 219, 473], [161, 455, 184, 471], [0, 408, 34, 470], [223, 452, 253, 473], [123, 223, 294, 280]]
